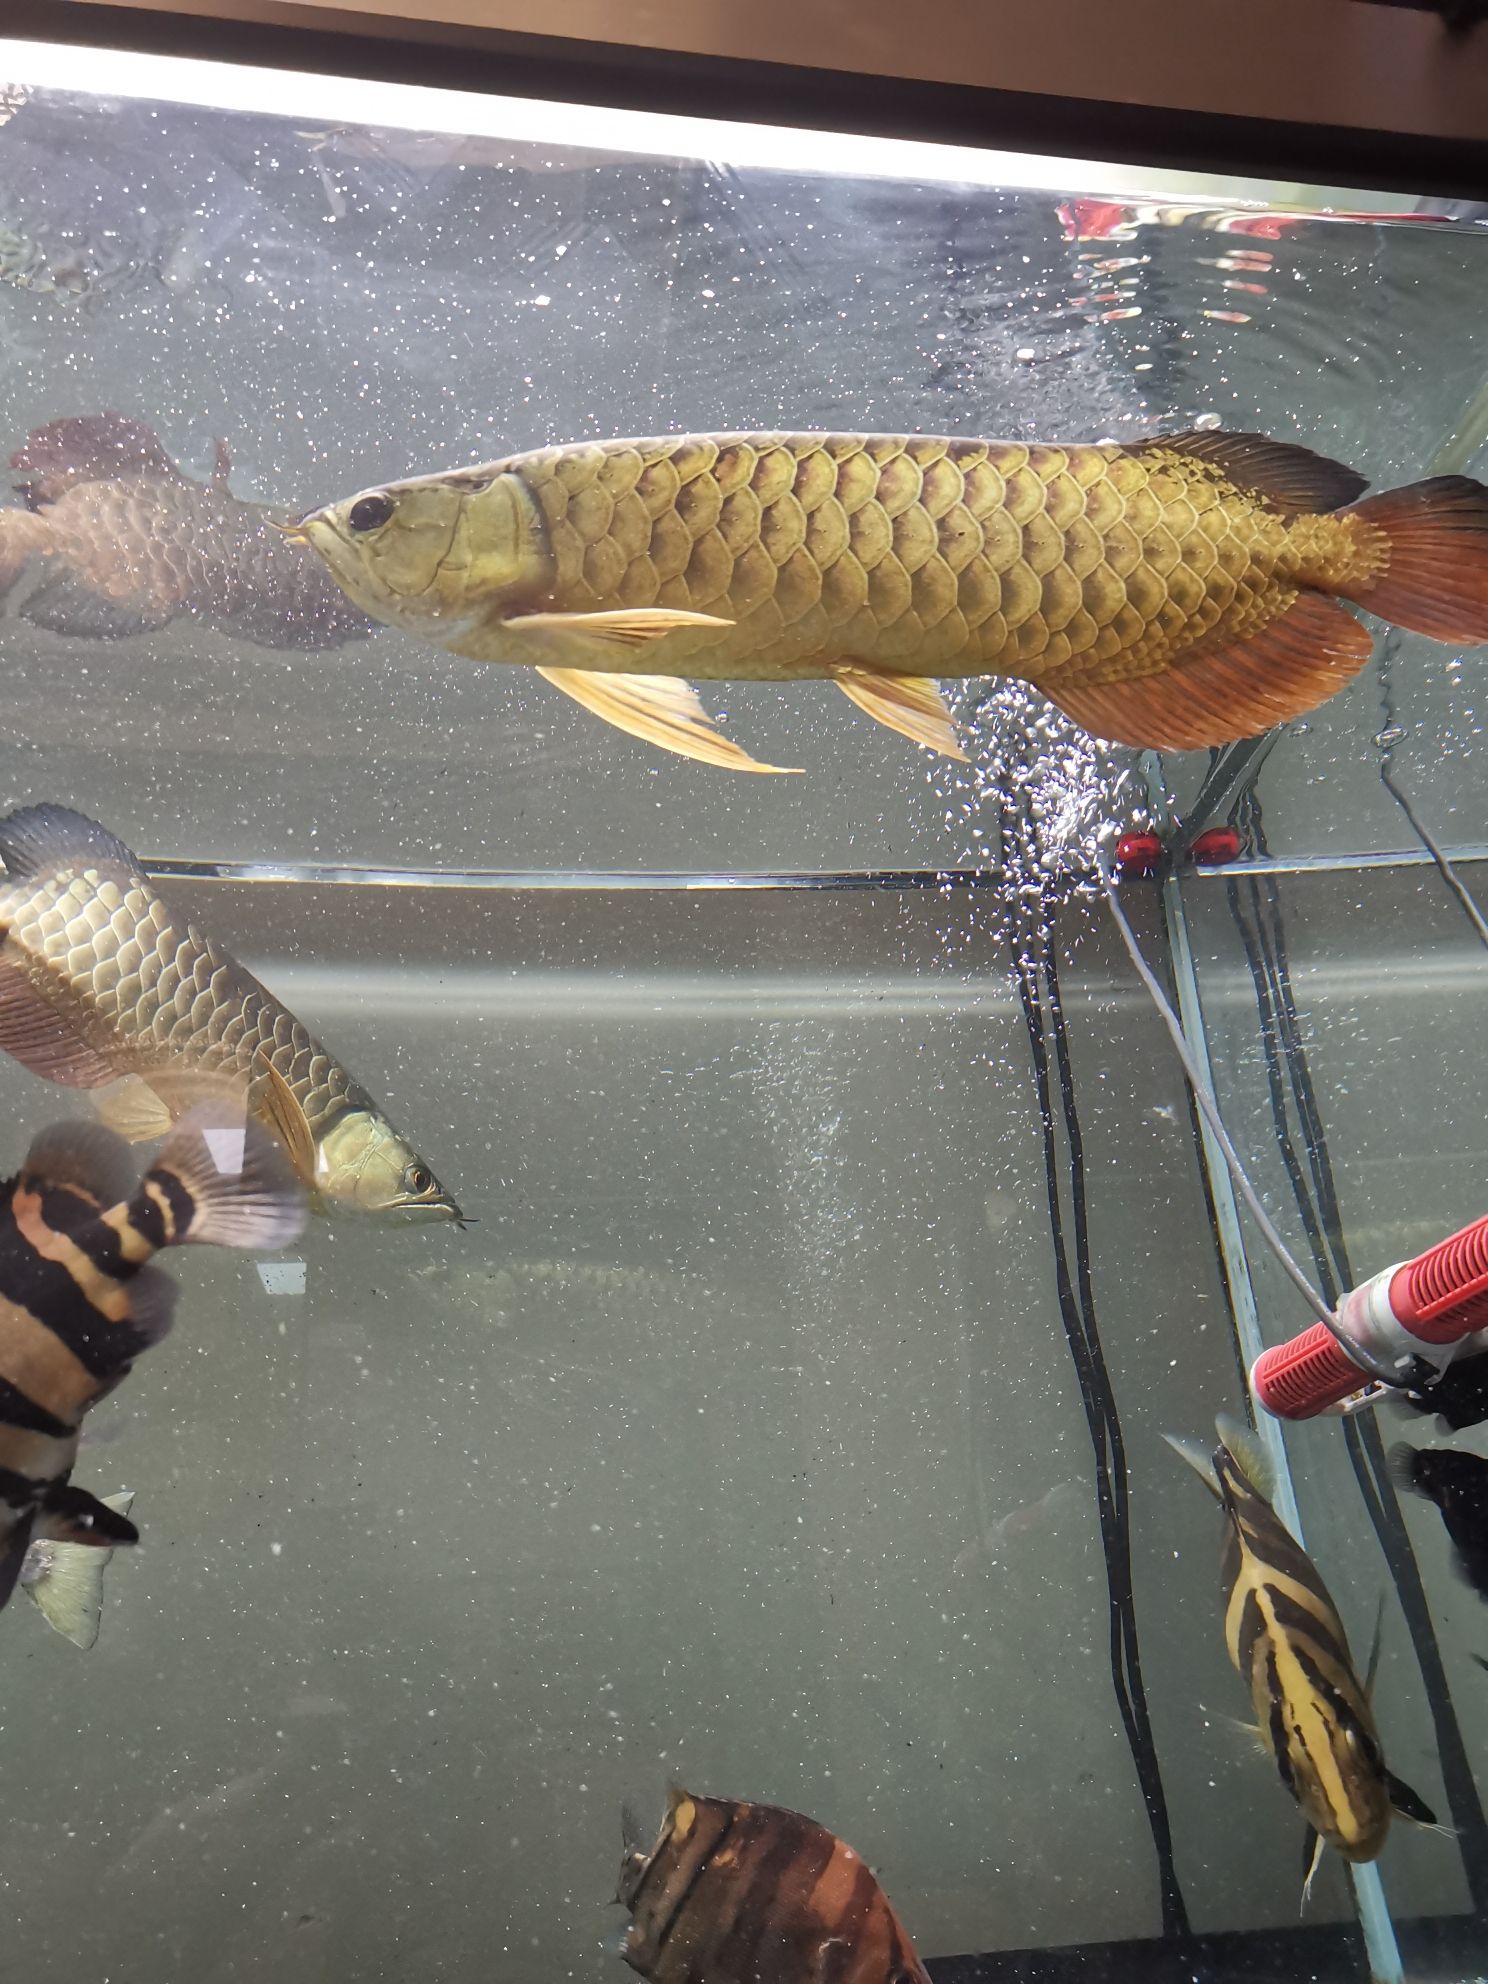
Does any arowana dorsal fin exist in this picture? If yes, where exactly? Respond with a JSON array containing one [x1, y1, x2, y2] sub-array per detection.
[[1137, 429, 1368, 516]]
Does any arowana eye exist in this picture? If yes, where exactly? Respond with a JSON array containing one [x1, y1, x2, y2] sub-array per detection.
[[348, 492, 396, 533]]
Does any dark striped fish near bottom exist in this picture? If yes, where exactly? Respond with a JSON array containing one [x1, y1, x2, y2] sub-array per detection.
[[0, 1107, 303, 1611], [1168, 1413, 1440, 1898], [618, 1786, 932, 1984]]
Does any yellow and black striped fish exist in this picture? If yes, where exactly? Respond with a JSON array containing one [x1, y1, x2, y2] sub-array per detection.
[[617, 1785, 933, 1984], [1169, 1414, 1437, 1891], [0, 1109, 303, 1612]]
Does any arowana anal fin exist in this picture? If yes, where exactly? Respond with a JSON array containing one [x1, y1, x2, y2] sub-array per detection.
[[1038, 591, 1374, 750], [833, 666, 968, 759], [536, 668, 802, 773]]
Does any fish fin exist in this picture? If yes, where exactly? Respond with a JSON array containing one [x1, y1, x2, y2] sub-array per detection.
[[37, 1483, 139, 1550], [21, 1117, 137, 1205], [664, 1784, 697, 1837], [1038, 591, 1374, 751], [512, 607, 733, 654], [146, 1106, 305, 1250], [536, 667, 802, 774], [0, 804, 144, 884], [1300, 1827, 1325, 1911], [1384, 1769, 1440, 1829], [18, 567, 174, 640], [1386, 1442, 1425, 1496], [1363, 1592, 1387, 1700], [0, 510, 56, 589], [1209, 1709, 1269, 1754], [1161, 1430, 1221, 1498], [24, 1490, 134, 1649], [619, 1802, 652, 1863], [10, 413, 180, 507], [1474, 1654, 1488, 1675], [0, 950, 122, 1088], [98, 1067, 248, 1145], [1339, 476, 1488, 643], [1215, 1411, 1276, 1498], [1138, 430, 1368, 516], [832, 667, 968, 759], [95, 1075, 177, 1144], [252, 1058, 318, 1187], [125, 1266, 179, 1348]]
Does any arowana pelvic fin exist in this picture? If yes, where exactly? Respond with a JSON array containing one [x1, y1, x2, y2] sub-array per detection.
[[536, 667, 801, 773]]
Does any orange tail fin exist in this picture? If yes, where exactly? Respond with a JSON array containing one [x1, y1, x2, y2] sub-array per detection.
[[1339, 476, 1488, 644]]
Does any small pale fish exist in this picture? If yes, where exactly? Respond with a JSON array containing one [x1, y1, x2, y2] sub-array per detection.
[[290, 429, 1488, 771], [0, 414, 375, 650], [0, 804, 459, 1221], [19, 1488, 135, 1648], [1389, 1444, 1488, 1602], [0, 1110, 303, 1614], [618, 1785, 932, 1984], [1167, 1414, 1439, 1896]]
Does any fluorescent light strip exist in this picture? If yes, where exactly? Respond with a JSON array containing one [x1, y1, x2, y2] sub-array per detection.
[[0, 35, 1411, 212]]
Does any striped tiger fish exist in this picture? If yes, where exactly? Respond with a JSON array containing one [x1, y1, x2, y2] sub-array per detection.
[[617, 1785, 933, 1984], [0, 1109, 303, 1612], [1168, 1414, 1439, 1895], [288, 429, 1488, 772]]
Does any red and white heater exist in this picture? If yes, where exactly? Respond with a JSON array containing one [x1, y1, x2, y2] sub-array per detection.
[[1251, 1213, 1488, 1419]]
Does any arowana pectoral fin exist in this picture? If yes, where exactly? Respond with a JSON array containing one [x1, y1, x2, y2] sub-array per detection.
[[833, 666, 968, 759], [252, 1055, 319, 1189], [536, 667, 802, 774], [509, 607, 733, 654]]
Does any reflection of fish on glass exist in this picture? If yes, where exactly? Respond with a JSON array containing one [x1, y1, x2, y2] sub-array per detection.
[[289, 429, 1488, 771], [619, 1786, 933, 1984], [0, 805, 461, 1223], [952, 1479, 1084, 1575], [1390, 1444, 1488, 1602], [1169, 1415, 1441, 1898], [18, 1487, 134, 1648], [0, 1111, 302, 1616], [0, 414, 376, 649]]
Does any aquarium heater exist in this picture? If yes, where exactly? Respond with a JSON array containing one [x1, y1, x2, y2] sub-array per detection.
[[1251, 1212, 1488, 1418]]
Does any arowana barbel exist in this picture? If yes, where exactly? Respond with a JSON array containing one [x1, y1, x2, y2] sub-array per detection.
[[288, 428, 1488, 770]]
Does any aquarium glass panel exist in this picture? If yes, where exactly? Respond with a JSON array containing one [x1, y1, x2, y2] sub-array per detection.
[[0, 34, 1484, 1984]]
